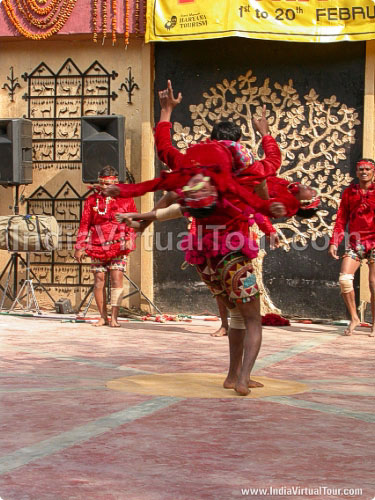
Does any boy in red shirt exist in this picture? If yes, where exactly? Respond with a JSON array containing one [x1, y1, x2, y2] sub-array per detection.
[[329, 158, 375, 337]]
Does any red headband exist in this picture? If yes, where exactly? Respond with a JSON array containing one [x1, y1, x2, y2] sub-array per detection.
[[357, 160, 375, 170], [99, 175, 118, 181], [287, 182, 320, 210]]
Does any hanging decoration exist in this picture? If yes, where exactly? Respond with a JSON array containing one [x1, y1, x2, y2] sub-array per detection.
[[92, 0, 98, 42], [124, 0, 130, 45], [2, 0, 78, 39], [102, 0, 107, 43], [134, 0, 139, 36], [2, 0, 145, 44], [111, 0, 117, 45]]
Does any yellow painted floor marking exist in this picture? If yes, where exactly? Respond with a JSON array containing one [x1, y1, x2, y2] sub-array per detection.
[[107, 373, 309, 399]]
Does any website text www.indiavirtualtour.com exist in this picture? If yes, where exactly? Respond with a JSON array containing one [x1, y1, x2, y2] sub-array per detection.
[[240, 485, 365, 497]]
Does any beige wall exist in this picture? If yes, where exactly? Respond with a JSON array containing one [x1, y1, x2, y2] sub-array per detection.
[[360, 40, 375, 310], [0, 36, 154, 311]]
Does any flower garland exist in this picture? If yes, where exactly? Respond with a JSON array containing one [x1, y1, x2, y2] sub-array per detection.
[[15, 0, 65, 28], [102, 0, 107, 43], [92, 0, 98, 42], [2, 0, 78, 39], [124, 0, 130, 45], [93, 196, 113, 215], [23, 0, 60, 16], [142, 0, 146, 33], [111, 0, 116, 45], [135, 0, 139, 36]]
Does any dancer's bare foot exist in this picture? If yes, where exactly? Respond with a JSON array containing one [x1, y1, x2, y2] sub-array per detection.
[[369, 326, 375, 337], [93, 317, 109, 327], [248, 379, 264, 388], [343, 318, 360, 336], [234, 381, 250, 396], [211, 326, 228, 337], [223, 376, 237, 389], [224, 376, 263, 389], [110, 318, 121, 327]]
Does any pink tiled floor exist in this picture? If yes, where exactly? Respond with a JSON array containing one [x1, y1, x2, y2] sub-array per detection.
[[0, 314, 374, 500]]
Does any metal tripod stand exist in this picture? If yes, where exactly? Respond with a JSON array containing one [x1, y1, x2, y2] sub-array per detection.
[[78, 272, 161, 317], [9, 253, 42, 314]]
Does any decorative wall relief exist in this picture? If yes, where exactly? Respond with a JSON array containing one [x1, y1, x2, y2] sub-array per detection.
[[26, 181, 92, 292], [1, 67, 21, 103], [119, 67, 140, 104], [22, 58, 118, 171]]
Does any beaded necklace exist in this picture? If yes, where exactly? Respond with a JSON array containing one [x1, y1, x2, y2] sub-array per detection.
[[93, 196, 113, 215]]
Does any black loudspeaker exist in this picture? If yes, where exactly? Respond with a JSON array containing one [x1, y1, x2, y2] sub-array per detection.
[[81, 115, 125, 183], [0, 118, 33, 185]]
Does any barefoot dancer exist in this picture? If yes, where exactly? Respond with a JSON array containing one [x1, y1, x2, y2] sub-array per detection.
[[108, 95, 289, 394], [74, 166, 137, 327], [328, 158, 375, 337]]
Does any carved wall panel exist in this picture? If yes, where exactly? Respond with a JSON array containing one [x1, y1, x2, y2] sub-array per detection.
[[26, 181, 92, 293], [22, 58, 118, 171]]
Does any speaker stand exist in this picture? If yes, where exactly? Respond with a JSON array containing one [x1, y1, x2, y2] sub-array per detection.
[[77, 272, 161, 317], [8, 253, 42, 314], [0, 252, 19, 308], [122, 272, 162, 314], [78, 284, 95, 317]]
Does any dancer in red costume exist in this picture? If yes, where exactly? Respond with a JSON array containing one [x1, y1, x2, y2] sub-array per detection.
[[156, 80, 320, 217], [104, 97, 289, 396], [329, 158, 375, 337], [108, 171, 284, 396], [74, 166, 137, 327]]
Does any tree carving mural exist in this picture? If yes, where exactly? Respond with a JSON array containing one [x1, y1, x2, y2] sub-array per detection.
[[171, 70, 360, 312]]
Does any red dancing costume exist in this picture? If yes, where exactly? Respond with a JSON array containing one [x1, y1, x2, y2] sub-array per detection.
[[329, 182, 375, 254], [75, 191, 137, 261], [115, 139, 281, 303], [154, 121, 281, 185]]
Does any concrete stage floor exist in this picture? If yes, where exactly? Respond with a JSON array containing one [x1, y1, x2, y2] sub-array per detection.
[[0, 313, 374, 500]]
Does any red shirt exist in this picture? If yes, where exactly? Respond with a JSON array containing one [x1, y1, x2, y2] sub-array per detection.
[[154, 121, 281, 185], [75, 192, 137, 260], [330, 182, 375, 249]]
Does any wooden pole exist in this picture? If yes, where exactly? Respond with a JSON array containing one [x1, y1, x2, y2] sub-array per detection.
[[359, 40, 375, 320]]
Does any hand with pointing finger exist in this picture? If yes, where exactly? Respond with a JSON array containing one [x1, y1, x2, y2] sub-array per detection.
[[159, 80, 183, 122]]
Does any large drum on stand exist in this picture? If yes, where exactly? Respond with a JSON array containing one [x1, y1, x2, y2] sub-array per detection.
[[0, 215, 59, 252]]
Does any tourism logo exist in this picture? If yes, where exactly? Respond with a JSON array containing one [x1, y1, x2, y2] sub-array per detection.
[[165, 15, 178, 30]]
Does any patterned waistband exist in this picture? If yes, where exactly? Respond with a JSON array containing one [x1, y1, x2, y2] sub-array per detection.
[[102, 237, 127, 246]]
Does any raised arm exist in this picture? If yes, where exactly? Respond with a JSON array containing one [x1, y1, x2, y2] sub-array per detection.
[[154, 81, 185, 170], [158, 79, 182, 123], [237, 105, 281, 185]]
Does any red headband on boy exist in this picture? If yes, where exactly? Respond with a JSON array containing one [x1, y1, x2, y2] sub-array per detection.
[[98, 175, 118, 182], [357, 160, 375, 170]]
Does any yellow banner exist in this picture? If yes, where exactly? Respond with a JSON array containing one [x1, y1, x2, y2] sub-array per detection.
[[146, 0, 375, 43]]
